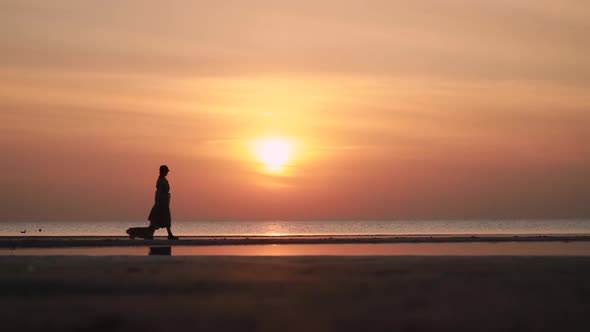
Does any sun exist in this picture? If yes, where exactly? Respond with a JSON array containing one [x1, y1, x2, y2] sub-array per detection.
[[252, 137, 295, 172]]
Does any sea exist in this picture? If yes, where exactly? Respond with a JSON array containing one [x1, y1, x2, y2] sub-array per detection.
[[2, 219, 590, 237]]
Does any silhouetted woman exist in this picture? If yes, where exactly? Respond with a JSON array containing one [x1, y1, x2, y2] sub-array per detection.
[[148, 165, 178, 240]]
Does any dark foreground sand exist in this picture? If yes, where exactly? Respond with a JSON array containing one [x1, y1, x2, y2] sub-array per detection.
[[1, 256, 589, 332]]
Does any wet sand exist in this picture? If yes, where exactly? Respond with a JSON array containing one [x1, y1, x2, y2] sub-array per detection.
[[2, 234, 590, 248], [3, 241, 590, 256], [1, 256, 589, 331]]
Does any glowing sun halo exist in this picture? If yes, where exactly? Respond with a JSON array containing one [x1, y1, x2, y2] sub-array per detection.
[[253, 138, 294, 172]]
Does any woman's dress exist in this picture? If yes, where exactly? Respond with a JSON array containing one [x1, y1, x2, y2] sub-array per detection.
[[148, 176, 171, 229]]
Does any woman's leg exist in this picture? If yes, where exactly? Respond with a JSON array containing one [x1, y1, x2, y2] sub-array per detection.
[[166, 226, 178, 240]]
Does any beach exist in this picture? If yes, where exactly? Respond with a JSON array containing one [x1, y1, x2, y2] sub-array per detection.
[[2, 234, 590, 248], [1, 255, 589, 331], [5, 1, 590, 330]]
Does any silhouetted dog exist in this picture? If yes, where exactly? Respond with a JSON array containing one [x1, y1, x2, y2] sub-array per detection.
[[126, 227, 154, 240]]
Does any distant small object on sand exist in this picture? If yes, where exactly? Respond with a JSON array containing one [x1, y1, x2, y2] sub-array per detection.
[[39, 229, 42, 232], [20, 230, 26, 234]]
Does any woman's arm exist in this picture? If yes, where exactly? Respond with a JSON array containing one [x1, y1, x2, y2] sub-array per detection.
[[155, 178, 169, 206]]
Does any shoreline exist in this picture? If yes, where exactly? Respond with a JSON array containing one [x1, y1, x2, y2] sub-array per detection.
[[2, 234, 590, 248]]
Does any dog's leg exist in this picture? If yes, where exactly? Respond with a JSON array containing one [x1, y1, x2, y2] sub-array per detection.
[[126, 228, 137, 239]]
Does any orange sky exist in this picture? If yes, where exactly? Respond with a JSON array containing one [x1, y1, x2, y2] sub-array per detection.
[[1, 1, 589, 221]]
